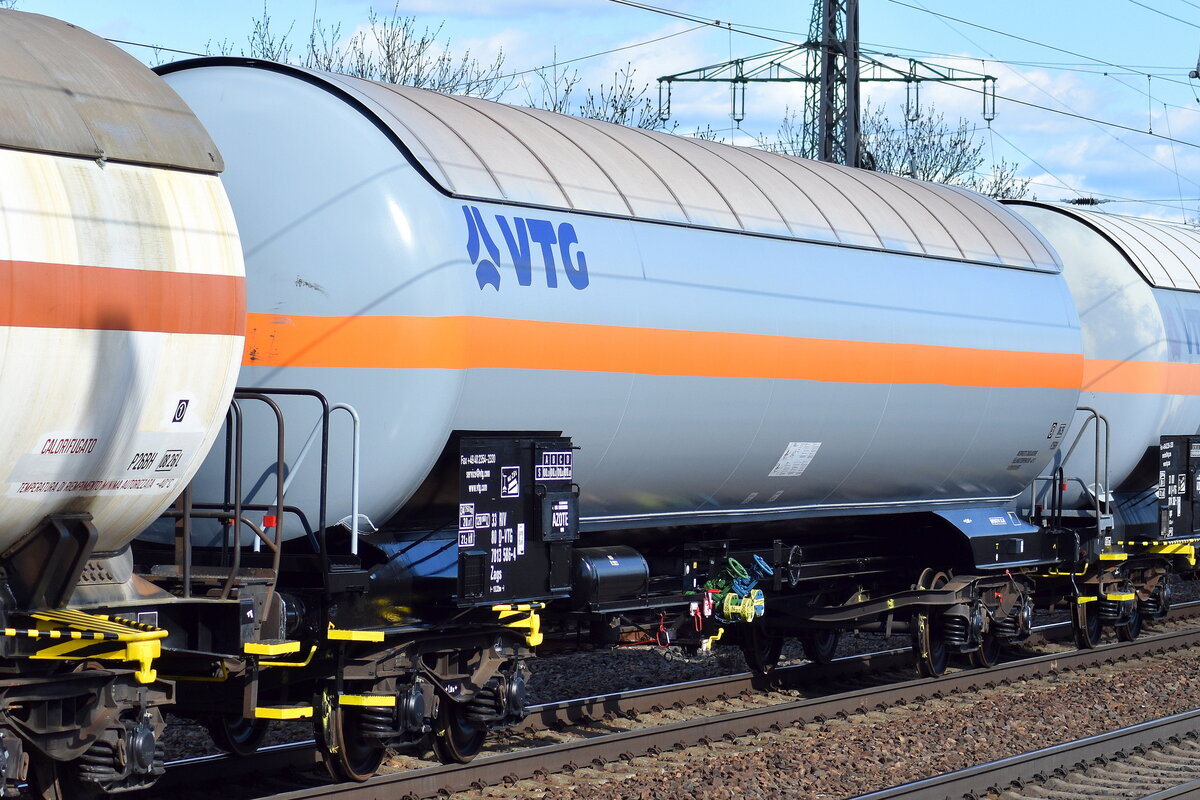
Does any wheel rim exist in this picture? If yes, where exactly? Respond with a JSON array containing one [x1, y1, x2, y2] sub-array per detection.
[[1072, 600, 1102, 649], [318, 705, 386, 782], [27, 756, 67, 800], [912, 570, 950, 677], [1116, 604, 1142, 641], [800, 629, 840, 664], [432, 698, 485, 764], [968, 632, 1000, 668], [740, 623, 785, 674], [27, 756, 99, 800], [206, 715, 269, 757]]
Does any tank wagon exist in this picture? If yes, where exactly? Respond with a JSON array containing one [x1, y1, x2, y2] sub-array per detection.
[[0, 8, 1199, 794], [0, 11, 244, 797], [150, 54, 1200, 775], [1008, 202, 1200, 645]]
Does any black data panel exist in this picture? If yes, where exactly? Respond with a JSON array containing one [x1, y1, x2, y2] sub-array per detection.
[[457, 435, 578, 606], [1160, 435, 1200, 538]]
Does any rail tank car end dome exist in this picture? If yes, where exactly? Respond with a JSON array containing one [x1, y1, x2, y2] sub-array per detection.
[[0, 10, 245, 553]]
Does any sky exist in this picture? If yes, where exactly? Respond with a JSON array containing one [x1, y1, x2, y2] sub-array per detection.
[[19, 0, 1200, 222]]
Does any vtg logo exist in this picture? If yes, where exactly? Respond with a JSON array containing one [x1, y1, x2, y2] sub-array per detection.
[[462, 205, 589, 291]]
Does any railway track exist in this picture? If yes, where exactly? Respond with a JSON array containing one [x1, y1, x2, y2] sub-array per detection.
[[135, 604, 1200, 800], [856, 709, 1200, 799]]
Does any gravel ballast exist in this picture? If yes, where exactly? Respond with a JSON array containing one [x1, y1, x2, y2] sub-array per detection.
[[453, 646, 1200, 800]]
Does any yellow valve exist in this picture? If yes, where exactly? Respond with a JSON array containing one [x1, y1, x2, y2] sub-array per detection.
[[722, 593, 757, 623], [701, 627, 725, 653], [493, 603, 544, 647]]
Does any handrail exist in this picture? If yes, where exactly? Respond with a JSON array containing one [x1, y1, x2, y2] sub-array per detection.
[[1028, 406, 1111, 541], [170, 387, 354, 605], [224, 394, 285, 606], [265, 401, 367, 555], [245, 388, 331, 582]]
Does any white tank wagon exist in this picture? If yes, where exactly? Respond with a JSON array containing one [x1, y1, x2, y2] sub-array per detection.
[[1008, 203, 1200, 519], [0, 11, 245, 796], [1006, 202, 1200, 645], [160, 58, 1085, 543], [0, 15, 244, 562], [134, 57, 1200, 777]]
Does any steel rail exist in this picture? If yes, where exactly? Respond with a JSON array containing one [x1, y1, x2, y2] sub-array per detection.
[[517, 602, 1139, 729], [188, 625, 1200, 800], [154, 604, 1200, 796], [851, 709, 1200, 800]]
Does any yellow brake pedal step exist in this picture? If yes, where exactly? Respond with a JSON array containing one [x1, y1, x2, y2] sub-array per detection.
[[326, 628, 385, 643], [244, 640, 302, 656], [254, 705, 313, 720], [338, 694, 397, 707]]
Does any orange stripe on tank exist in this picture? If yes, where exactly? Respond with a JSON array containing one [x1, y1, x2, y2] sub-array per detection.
[[1, 260, 245, 336], [1082, 359, 1200, 395], [242, 312, 1084, 389]]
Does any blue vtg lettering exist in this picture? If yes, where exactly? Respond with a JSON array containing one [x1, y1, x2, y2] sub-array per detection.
[[462, 205, 589, 291]]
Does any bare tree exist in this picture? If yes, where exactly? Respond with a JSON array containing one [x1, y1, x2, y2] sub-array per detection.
[[860, 105, 984, 185], [523, 51, 580, 115], [246, 6, 295, 62], [578, 65, 668, 130], [0, 1, 18, 8], [526, 62, 672, 131], [686, 124, 725, 142], [758, 102, 1029, 199], [970, 158, 1031, 200], [756, 106, 815, 158], [214, 3, 510, 100]]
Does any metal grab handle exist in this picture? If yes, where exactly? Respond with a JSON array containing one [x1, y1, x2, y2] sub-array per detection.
[[264, 401, 365, 555]]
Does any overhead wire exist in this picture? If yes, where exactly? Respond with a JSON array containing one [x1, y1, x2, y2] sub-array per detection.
[[109, 22, 711, 90], [980, 127, 1078, 198], [610, 0, 1200, 208], [113, 1, 1200, 216], [1125, 0, 1200, 30], [472, 22, 709, 84], [888, 0, 1200, 193], [1161, 102, 1192, 220], [105, 39, 206, 58], [882, 0, 1199, 92]]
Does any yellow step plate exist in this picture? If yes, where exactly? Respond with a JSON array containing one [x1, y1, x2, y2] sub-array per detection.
[[339, 694, 397, 708], [254, 705, 313, 720], [326, 629, 385, 643], [244, 640, 302, 656]]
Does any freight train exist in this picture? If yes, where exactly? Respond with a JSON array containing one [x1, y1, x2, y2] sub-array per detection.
[[0, 8, 1197, 796]]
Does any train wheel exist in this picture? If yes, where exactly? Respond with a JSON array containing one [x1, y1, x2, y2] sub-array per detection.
[[912, 570, 950, 678], [317, 705, 386, 783], [27, 757, 66, 800], [967, 632, 1001, 668], [1116, 604, 1142, 642], [26, 756, 94, 800], [799, 630, 840, 664], [740, 622, 785, 674], [205, 714, 269, 757], [1071, 600, 1102, 649], [432, 699, 485, 764]]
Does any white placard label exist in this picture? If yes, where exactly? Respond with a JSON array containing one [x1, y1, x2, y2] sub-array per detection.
[[769, 442, 822, 478]]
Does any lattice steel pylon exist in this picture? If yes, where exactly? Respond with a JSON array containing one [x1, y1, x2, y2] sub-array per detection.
[[813, 0, 859, 166], [657, 0, 996, 168]]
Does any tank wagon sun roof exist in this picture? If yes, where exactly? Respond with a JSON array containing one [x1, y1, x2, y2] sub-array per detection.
[[1008, 201, 1200, 291], [159, 57, 1059, 273], [0, 12, 222, 172]]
